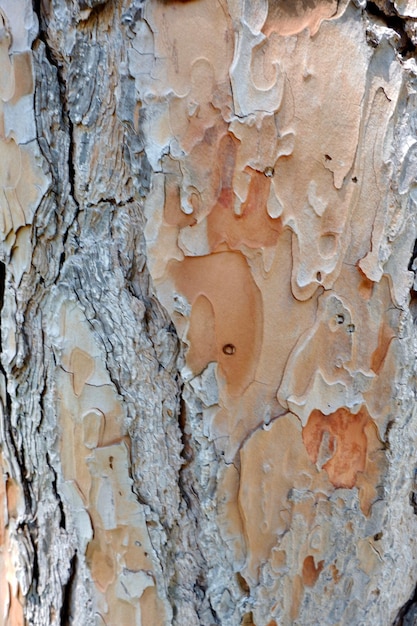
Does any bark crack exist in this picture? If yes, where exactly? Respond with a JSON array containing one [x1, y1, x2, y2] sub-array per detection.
[[33, 1, 81, 281], [60, 553, 77, 625], [393, 583, 417, 625], [365, 1, 417, 57]]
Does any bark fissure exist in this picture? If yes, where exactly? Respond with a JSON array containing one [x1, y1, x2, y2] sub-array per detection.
[[33, 4, 81, 282], [394, 582, 417, 626], [365, 1, 417, 56], [59, 553, 77, 626]]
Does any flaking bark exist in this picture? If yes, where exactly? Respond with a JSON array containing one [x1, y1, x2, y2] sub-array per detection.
[[1, 1, 417, 625]]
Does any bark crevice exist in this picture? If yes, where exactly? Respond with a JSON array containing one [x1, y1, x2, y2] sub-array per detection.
[[59, 553, 77, 626], [365, 1, 417, 56], [394, 583, 417, 626]]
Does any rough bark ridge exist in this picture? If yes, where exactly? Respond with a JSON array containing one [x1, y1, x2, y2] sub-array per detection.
[[1, 0, 417, 625]]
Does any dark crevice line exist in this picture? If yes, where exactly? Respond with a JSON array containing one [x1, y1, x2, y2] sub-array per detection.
[[393, 582, 417, 625], [32, 0, 81, 278], [366, 1, 417, 57], [47, 452, 67, 530], [175, 389, 223, 622], [60, 553, 77, 625], [407, 239, 417, 322], [30, 3, 79, 616], [408, 238, 417, 272]]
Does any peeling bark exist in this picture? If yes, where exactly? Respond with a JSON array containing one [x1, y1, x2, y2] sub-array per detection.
[[1, 1, 417, 625]]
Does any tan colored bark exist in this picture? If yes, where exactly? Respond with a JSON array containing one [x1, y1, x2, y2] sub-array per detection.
[[1, 1, 417, 625], [140, 3, 417, 619]]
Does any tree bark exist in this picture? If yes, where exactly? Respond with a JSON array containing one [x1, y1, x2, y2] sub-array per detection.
[[1, 0, 417, 624]]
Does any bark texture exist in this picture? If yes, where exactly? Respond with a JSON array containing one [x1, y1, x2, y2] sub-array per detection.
[[1, 0, 417, 625]]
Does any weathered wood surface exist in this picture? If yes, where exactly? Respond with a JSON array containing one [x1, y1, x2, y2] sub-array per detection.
[[1, 1, 417, 624]]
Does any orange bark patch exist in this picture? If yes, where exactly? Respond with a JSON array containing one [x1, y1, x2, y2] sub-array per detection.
[[164, 129, 283, 252], [140, 586, 165, 626], [170, 250, 262, 394], [7, 588, 24, 626], [303, 407, 374, 488], [356, 420, 386, 517], [164, 176, 196, 228], [0, 455, 24, 626], [207, 133, 282, 251], [187, 294, 217, 374], [10, 52, 33, 103], [69, 347, 95, 397], [263, 0, 345, 37], [208, 165, 282, 251], [330, 563, 341, 583], [5, 478, 19, 518], [302, 555, 324, 587], [357, 267, 374, 300], [88, 544, 116, 592], [370, 321, 395, 375]]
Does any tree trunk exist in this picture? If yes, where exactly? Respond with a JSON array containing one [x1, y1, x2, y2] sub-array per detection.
[[1, 0, 417, 624]]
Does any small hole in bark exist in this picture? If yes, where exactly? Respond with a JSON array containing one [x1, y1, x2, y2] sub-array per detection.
[[410, 488, 417, 514], [316, 271, 322, 282], [109, 456, 113, 469], [264, 166, 274, 177], [374, 532, 383, 541], [336, 314, 344, 324], [236, 572, 250, 594], [347, 324, 355, 333], [324, 154, 332, 161], [223, 343, 236, 355], [352, 176, 358, 183]]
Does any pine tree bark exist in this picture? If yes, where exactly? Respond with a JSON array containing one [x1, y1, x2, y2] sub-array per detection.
[[1, 0, 417, 624]]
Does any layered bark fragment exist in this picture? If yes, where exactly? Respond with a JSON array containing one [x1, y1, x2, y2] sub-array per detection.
[[1, 1, 417, 625]]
